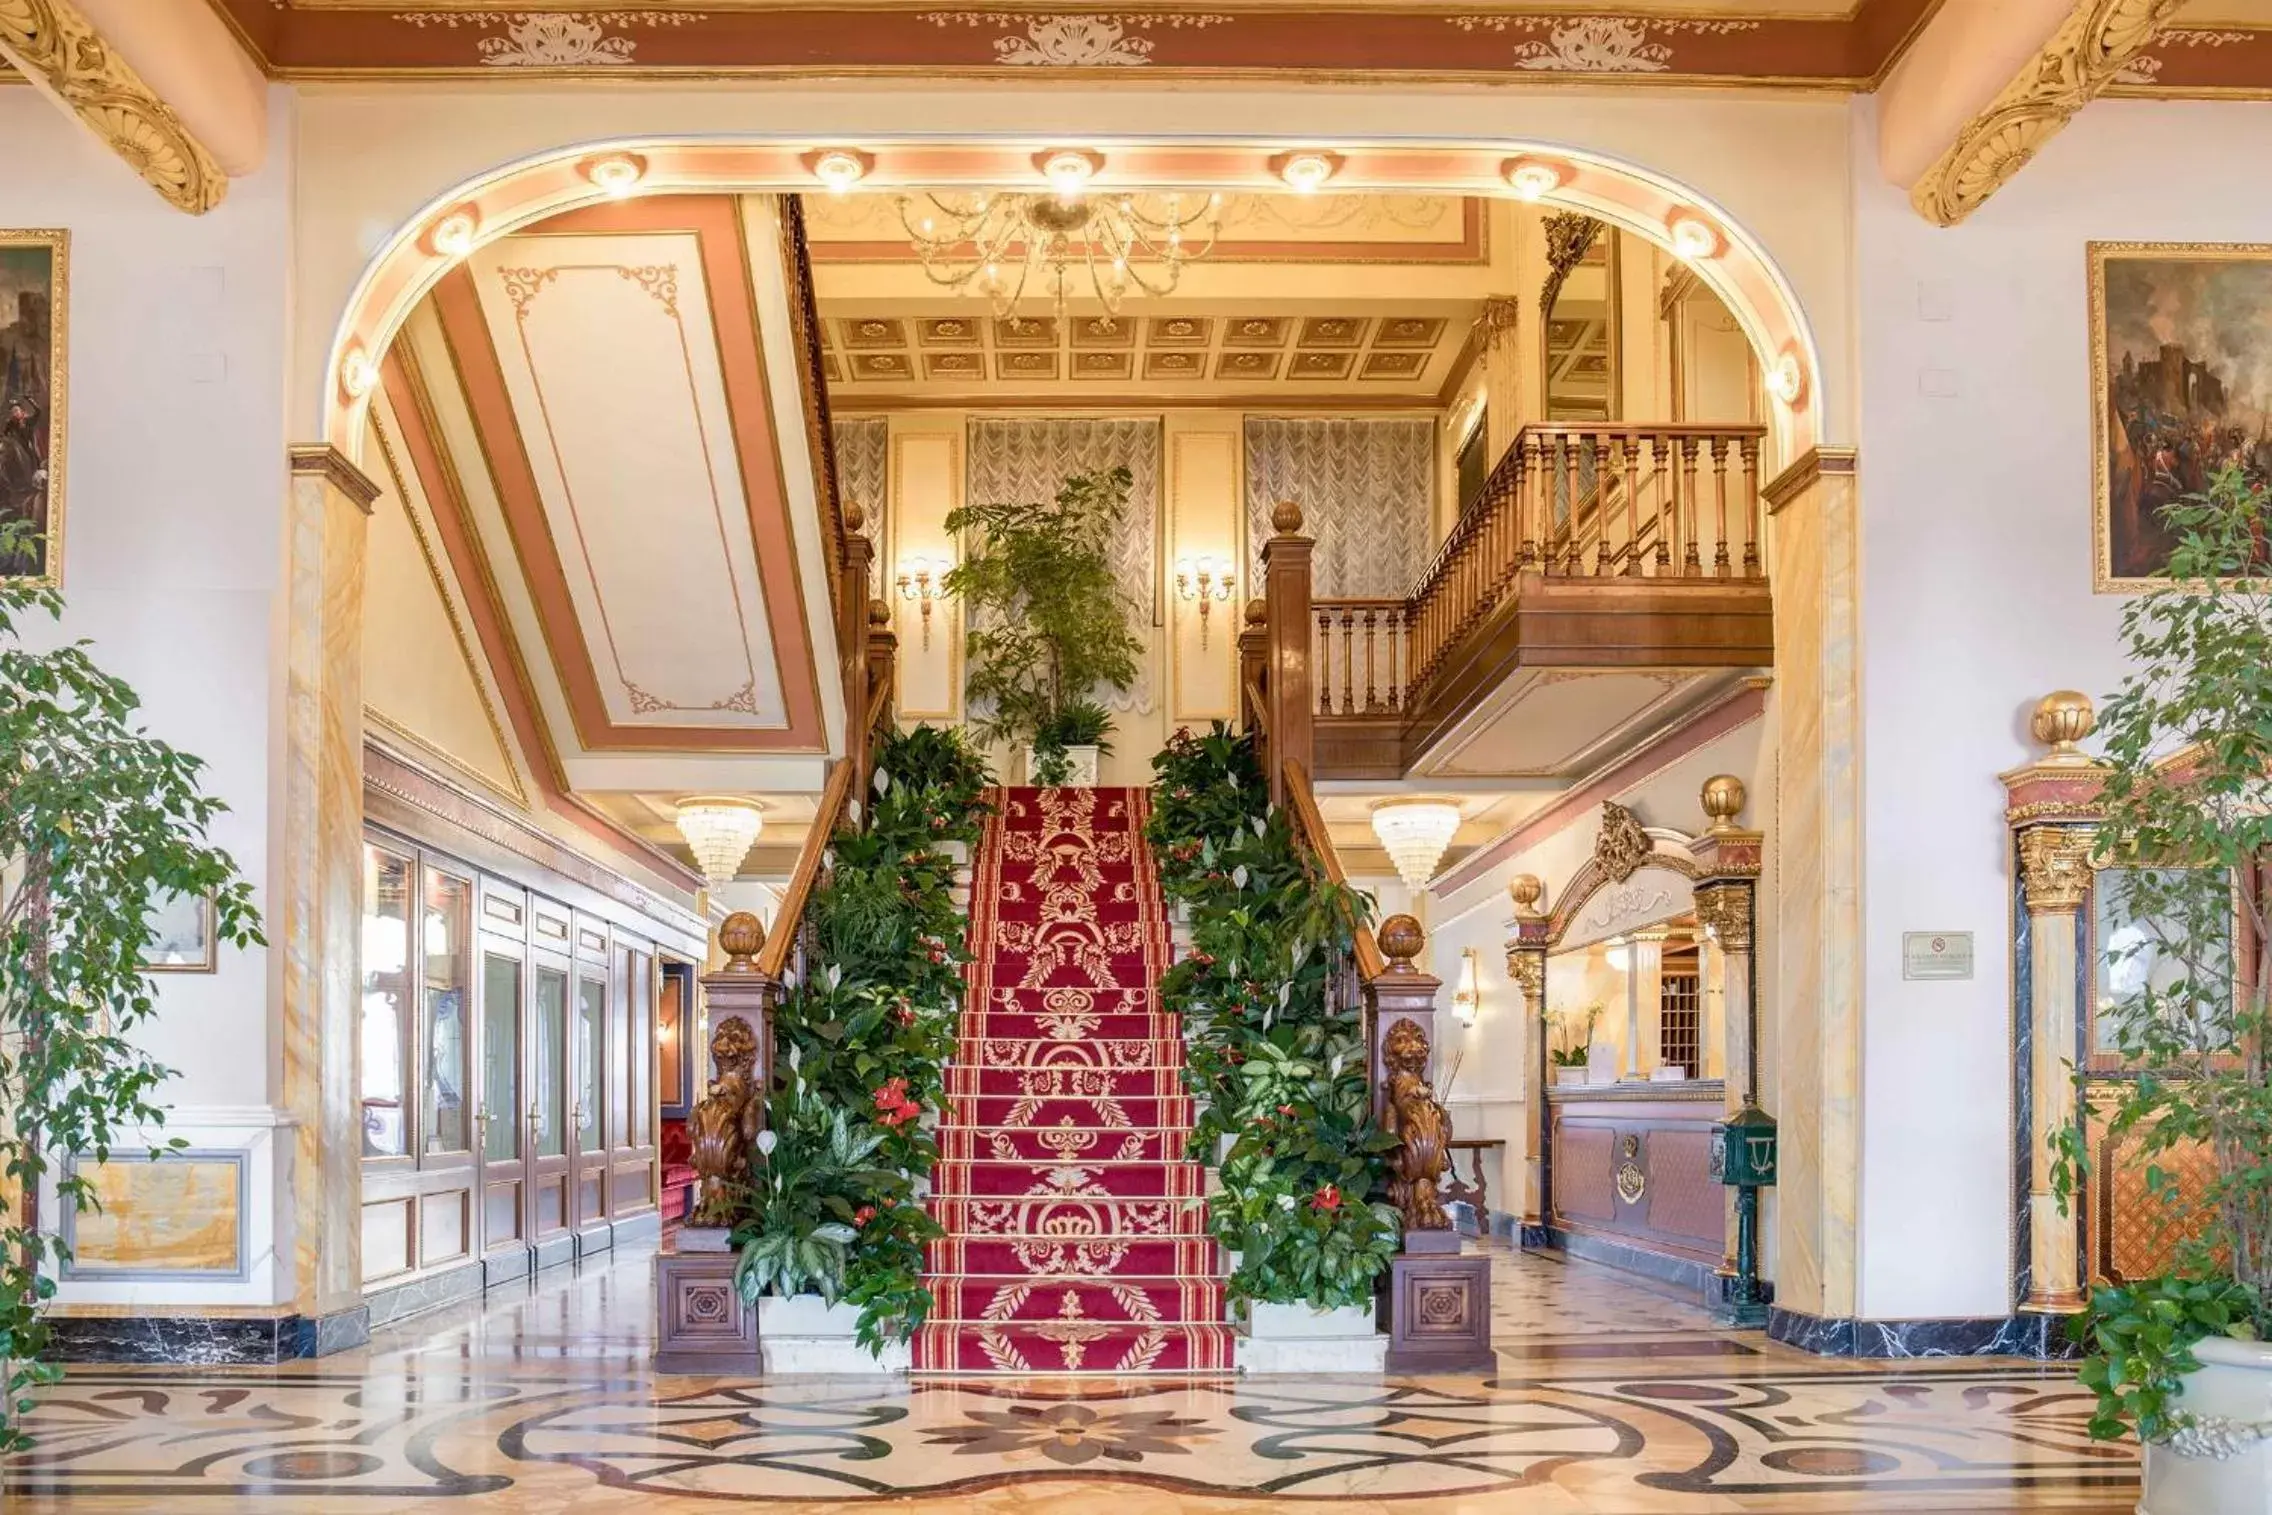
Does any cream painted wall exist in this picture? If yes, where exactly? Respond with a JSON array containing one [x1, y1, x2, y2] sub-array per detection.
[[289, 87, 1857, 451], [1847, 96, 2260, 1321], [1422, 715, 1773, 1248], [0, 90, 293, 1114]]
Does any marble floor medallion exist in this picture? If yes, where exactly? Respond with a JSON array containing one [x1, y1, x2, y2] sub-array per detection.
[[4, 1244, 2141, 1512]]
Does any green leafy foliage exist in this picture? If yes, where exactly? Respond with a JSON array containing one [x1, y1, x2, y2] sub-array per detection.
[[942, 470, 1142, 758], [738, 724, 986, 1351], [2048, 467, 2272, 1442], [0, 545, 262, 1452], [1146, 723, 1399, 1309]]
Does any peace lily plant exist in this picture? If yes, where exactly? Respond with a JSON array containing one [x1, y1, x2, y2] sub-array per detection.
[[2052, 468, 2272, 1511]]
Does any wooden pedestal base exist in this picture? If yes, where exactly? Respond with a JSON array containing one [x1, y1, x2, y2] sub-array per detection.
[[1383, 1233, 1496, 1374], [654, 1251, 757, 1374]]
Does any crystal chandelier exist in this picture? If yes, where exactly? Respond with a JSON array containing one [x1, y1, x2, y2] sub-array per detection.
[[675, 796, 765, 891], [899, 153, 1222, 318], [1370, 799, 1462, 891]]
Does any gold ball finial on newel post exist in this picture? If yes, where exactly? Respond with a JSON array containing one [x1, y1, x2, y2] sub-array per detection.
[[717, 911, 767, 973], [2030, 691, 2095, 763], [842, 499, 867, 535], [1271, 499, 1304, 535], [1378, 913, 1425, 972], [1243, 597, 1268, 629], [1508, 874, 1545, 919], [1701, 775, 1748, 834]]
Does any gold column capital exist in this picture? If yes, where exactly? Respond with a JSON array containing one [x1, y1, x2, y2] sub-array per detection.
[[1505, 945, 1544, 1001], [288, 444, 382, 515], [1694, 880, 1755, 954], [2018, 824, 2096, 914], [0, 0, 228, 213], [1480, 295, 1522, 336]]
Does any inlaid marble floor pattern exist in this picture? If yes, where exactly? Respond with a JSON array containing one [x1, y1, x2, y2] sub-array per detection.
[[4, 1242, 2139, 1512]]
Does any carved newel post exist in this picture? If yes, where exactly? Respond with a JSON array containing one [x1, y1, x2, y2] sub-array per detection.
[[1374, 915, 1495, 1373], [655, 909, 779, 1372], [1237, 598, 1269, 752], [2002, 692, 2105, 1321], [1688, 776, 1764, 1308], [1504, 875, 1551, 1247], [1261, 502, 1314, 805]]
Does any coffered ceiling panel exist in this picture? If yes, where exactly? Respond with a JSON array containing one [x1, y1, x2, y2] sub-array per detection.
[[397, 193, 842, 797]]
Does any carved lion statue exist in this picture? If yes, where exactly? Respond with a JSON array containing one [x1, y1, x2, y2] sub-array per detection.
[[1382, 1016, 1452, 1233], [687, 1015, 763, 1228]]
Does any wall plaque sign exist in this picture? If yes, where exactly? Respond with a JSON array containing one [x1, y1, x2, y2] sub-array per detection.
[[1902, 931, 1975, 981]]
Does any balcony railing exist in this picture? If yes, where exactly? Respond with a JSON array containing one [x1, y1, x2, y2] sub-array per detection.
[[1310, 422, 1766, 718]]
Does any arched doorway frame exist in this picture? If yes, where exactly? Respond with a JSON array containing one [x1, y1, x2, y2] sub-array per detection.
[[315, 135, 1827, 465]]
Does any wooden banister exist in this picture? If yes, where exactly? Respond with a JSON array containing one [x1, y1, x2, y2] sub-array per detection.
[[755, 756, 857, 981], [1280, 756, 1385, 983]]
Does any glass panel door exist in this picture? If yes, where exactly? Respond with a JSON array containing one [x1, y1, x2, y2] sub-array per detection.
[[421, 871, 473, 1158], [478, 949, 525, 1254], [572, 972, 609, 1242], [529, 961, 572, 1244], [360, 848, 414, 1161]]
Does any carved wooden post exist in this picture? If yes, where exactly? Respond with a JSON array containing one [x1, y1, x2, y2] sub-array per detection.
[[863, 598, 898, 795], [1262, 502, 1314, 806], [839, 503, 877, 804], [2002, 693, 2105, 1324], [1505, 875, 1551, 1248], [1373, 915, 1494, 1374], [1689, 775, 1763, 1291], [657, 911, 781, 1373], [1237, 598, 1269, 751]]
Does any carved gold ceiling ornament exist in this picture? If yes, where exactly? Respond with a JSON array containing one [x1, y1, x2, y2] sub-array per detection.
[[1594, 800, 1654, 884], [1539, 211, 1602, 316], [0, 0, 227, 213], [2018, 824, 2098, 914], [1909, 0, 2187, 228]]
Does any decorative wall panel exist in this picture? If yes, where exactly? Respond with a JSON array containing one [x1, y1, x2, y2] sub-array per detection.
[[966, 417, 1163, 714], [1243, 417, 1435, 598]]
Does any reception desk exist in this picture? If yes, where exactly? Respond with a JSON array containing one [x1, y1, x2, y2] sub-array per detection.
[[1548, 1081, 1727, 1294]]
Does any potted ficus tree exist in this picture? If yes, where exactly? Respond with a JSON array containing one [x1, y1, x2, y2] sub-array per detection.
[[2054, 467, 2272, 1512], [942, 468, 1142, 786], [0, 542, 261, 1451]]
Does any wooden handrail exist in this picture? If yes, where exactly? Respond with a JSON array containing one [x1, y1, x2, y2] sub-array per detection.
[[1281, 756, 1386, 982], [755, 756, 857, 980]]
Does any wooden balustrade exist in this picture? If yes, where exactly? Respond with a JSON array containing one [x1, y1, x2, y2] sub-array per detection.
[[1314, 598, 1413, 716], [1405, 421, 1764, 693]]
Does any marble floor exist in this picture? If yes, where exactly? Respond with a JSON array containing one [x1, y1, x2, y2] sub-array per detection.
[[4, 1242, 2139, 1512]]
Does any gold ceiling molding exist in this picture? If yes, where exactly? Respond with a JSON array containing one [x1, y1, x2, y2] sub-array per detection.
[[0, 0, 227, 212], [1908, 0, 2184, 227]]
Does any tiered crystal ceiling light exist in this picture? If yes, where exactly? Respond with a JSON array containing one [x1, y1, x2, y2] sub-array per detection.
[[675, 796, 765, 890], [899, 150, 1221, 318], [1370, 799, 1462, 890]]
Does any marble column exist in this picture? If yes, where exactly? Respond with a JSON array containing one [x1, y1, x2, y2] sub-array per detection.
[[280, 444, 378, 1351], [2001, 691, 2107, 1318], [1505, 875, 1550, 1243], [1761, 447, 1861, 1324], [1691, 774, 1764, 1280], [1625, 933, 1665, 1079], [1481, 295, 1523, 472]]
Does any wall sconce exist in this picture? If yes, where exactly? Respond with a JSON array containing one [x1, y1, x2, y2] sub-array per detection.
[[896, 555, 949, 650], [1174, 555, 1236, 647], [1452, 948, 1481, 1026]]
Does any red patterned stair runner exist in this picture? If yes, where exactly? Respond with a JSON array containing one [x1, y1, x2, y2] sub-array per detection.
[[915, 786, 1233, 1373]]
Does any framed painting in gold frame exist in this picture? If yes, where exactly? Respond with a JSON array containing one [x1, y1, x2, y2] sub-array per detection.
[[2090, 241, 2272, 594], [142, 889, 217, 974], [0, 229, 66, 586]]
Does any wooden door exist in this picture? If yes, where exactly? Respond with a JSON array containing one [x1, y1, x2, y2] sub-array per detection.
[[475, 938, 530, 1281], [609, 943, 659, 1227], [570, 950, 613, 1256]]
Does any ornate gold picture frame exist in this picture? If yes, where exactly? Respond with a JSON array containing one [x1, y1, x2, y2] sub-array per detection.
[[2090, 240, 2272, 594], [0, 228, 66, 587]]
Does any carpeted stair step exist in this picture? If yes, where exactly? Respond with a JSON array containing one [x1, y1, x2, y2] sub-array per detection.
[[926, 1235, 1218, 1277], [956, 1037, 1186, 1072], [943, 1064, 1187, 1098], [927, 1195, 1208, 1237], [934, 1129, 1196, 1165], [913, 1322, 1233, 1374], [950, 1093, 1194, 1130], [927, 1274, 1225, 1322]]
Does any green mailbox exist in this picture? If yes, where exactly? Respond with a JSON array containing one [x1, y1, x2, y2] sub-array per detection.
[[1712, 1100, 1778, 1188]]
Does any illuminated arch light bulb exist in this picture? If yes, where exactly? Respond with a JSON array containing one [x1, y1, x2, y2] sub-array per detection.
[[1766, 348, 1808, 408], [339, 346, 376, 400], [804, 147, 874, 195], [1272, 150, 1343, 194], [1501, 155, 1572, 202], [428, 206, 480, 260], [1666, 208, 1726, 262], [1036, 147, 1104, 199], [582, 152, 647, 197]]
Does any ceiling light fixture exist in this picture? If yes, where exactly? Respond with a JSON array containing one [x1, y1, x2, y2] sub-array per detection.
[[339, 346, 376, 399], [582, 152, 647, 197], [1765, 348, 1807, 407], [675, 796, 765, 891], [1371, 798, 1462, 891], [1666, 208, 1725, 262], [804, 147, 874, 195], [1501, 156, 1572, 202], [900, 160, 1221, 319], [427, 205, 480, 260], [1271, 150, 1342, 194]]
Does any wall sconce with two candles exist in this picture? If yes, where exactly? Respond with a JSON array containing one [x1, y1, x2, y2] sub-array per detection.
[[896, 555, 950, 650], [1174, 555, 1236, 647]]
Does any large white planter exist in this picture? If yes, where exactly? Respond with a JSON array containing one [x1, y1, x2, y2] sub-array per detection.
[[1024, 743, 1100, 786], [757, 1295, 908, 1374], [2141, 1335, 2272, 1514], [1236, 1301, 1386, 1374]]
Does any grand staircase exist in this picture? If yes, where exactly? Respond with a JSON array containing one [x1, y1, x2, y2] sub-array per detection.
[[914, 785, 1234, 1373]]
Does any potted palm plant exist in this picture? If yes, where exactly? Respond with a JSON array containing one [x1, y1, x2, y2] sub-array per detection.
[[2056, 467, 2272, 1512], [942, 468, 1142, 786]]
